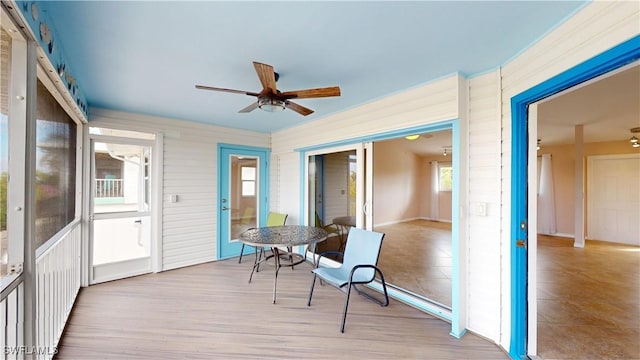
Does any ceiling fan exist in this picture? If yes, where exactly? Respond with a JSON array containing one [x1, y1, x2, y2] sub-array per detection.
[[195, 61, 341, 116]]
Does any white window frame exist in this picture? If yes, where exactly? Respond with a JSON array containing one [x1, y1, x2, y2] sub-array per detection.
[[438, 162, 453, 192]]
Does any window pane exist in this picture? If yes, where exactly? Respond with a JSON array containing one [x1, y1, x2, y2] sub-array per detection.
[[93, 142, 149, 213], [0, 28, 11, 278], [241, 166, 255, 181], [242, 181, 255, 196], [35, 80, 77, 248], [439, 165, 452, 192]]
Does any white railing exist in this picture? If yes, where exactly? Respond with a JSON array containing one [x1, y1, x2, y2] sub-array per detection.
[[35, 223, 81, 360], [94, 178, 123, 198], [0, 273, 24, 360]]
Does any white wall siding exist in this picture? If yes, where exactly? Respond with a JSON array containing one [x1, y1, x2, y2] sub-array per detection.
[[466, 71, 502, 342], [88, 109, 270, 271], [272, 74, 460, 155], [502, 1, 639, 98], [497, 1, 639, 350], [273, 152, 301, 225]]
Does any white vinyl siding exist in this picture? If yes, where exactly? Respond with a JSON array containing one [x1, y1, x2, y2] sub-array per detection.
[[269, 152, 302, 225], [466, 70, 502, 341], [88, 108, 270, 271], [271, 74, 460, 155]]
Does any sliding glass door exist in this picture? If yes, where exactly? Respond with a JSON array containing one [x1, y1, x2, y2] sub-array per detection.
[[305, 144, 371, 256], [302, 127, 458, 327]]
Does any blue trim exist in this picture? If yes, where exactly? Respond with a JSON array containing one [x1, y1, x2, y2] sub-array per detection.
[[450, 119, 463, 338], [17, 1, 89, 118], [501, 2, 590, 68], [368, 282, 453, 322], [217, 143, 270, 260], [294, 121, 453, 153], [509, 35, 640, 358]]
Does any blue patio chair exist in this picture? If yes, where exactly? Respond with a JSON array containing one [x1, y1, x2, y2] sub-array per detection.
[[307, 227, 389, 333], [238, 212, 287, 264]]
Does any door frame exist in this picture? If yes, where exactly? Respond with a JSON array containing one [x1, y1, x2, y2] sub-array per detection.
[[87, 134, 157, 284], [295, 119, 465, 336], [509, 35, 640, 358], [216, 144, 270, 260]]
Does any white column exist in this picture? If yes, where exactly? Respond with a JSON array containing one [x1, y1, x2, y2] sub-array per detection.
[[574, 125, 585, 247]]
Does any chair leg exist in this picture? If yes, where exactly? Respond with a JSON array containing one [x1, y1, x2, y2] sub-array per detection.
[[341, 283, 353, 333], [379, 271, 390, 307], [307, 274, 317, 306], [238, 243, 246, 263]]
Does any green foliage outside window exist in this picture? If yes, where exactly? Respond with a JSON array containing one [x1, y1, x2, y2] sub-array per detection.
[[439, 166, 452, 192]]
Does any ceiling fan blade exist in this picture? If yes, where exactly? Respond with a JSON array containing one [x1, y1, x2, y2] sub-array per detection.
[[253, 62, 278, 93], [281, 86, 341, 99], [195, 85, 259, 97], [285, 101, 314, 116], [238, 101, 259, 113]]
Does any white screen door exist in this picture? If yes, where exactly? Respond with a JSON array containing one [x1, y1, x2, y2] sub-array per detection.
[[90, 137, 153, 284]]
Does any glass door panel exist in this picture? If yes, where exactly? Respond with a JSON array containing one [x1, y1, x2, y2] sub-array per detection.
[[306, 145, 363, 260], [229, 156, 258, 239]]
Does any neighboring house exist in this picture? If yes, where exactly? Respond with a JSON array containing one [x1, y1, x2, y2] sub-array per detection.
[[0, 1, 638, 359]]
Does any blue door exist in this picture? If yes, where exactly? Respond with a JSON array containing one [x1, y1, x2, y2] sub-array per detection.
[[218, 144, 270, 259]]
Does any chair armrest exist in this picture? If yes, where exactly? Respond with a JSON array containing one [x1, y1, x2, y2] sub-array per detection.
[[348, 264, 383, 283]]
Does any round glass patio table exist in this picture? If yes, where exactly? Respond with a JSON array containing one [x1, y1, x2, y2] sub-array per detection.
[[239, 225, 328, 303]]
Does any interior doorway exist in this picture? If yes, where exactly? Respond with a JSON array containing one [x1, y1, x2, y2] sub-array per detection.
[[531, 65, 640, 357], [513, 41, 640, 358]]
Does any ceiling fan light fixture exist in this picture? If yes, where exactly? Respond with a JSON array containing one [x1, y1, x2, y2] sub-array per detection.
[[630, 136, 638, 144], [258, 97, 285, 112], [405, 135, 420, 141]]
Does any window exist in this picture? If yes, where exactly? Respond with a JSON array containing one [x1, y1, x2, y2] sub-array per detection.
[[241, 166, 256, 197], [35, 80, 77, 248], [439, 163, 452, 192]]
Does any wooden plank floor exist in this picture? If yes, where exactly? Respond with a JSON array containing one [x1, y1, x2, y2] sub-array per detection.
[[56, 258, 508, 359]]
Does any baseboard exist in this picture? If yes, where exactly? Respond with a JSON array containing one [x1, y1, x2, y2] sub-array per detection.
[[374, 217, 451, 227], [540, 232, 574, 238]]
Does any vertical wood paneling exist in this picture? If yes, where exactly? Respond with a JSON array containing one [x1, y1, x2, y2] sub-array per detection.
[[89, 109, 270, 270]]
